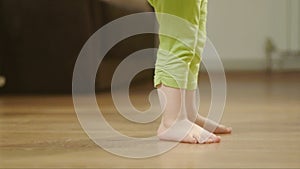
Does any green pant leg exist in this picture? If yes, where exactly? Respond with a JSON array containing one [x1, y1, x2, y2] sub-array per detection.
[[149, 0, 206, 90], [187, 0, 208, 90]]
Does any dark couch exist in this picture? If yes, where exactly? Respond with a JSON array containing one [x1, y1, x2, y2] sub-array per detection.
[[0, 0, 154, 94]]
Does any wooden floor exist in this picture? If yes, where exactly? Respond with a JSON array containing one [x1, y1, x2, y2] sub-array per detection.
[[0, 72, 299, 168]]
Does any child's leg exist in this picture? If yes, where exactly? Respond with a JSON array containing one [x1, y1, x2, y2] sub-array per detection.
[[185, 0, 232, 134], [149, 0, 221, 143], [184, 0, 232, 134], [151, 0, 202, 90]]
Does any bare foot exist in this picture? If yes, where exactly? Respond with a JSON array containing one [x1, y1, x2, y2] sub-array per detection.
[[191, 115, 232, 134], [157, 119, 221, 144]]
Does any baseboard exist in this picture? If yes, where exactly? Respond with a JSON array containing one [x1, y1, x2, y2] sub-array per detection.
[[203, 57, 300, 71]]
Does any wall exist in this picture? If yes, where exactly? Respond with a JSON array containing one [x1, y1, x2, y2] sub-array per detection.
[[207, 0, 300, 71]]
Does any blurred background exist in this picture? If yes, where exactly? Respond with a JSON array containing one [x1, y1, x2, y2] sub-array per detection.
[[0, 1, 299, 168], [0, 0, 299, 94]]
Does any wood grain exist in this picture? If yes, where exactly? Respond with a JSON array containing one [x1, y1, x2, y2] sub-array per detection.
[[0, 72, 299, 168]]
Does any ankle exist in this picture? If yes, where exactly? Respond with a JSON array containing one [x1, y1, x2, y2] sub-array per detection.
[[161, 116, 187, 128], [161, 118, 177, 128], [187, 113, 198, 122]]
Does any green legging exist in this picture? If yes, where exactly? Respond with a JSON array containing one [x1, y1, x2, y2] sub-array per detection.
[[148, 0, 208, 90]]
